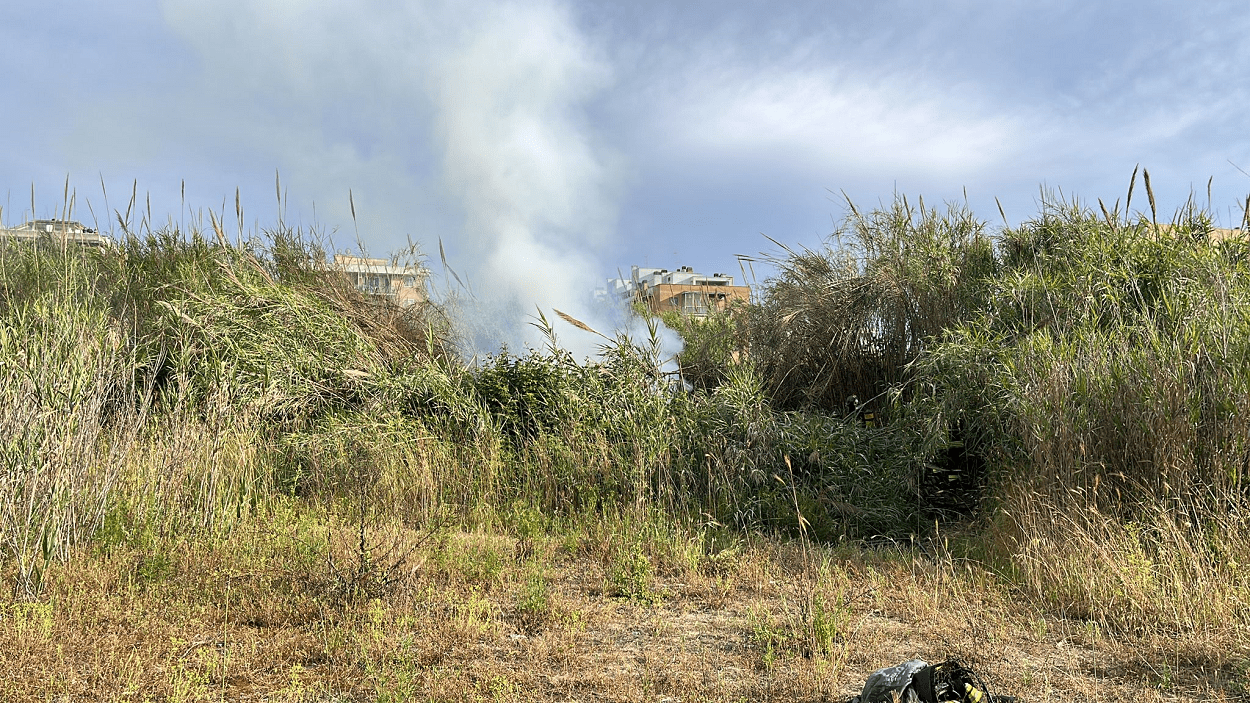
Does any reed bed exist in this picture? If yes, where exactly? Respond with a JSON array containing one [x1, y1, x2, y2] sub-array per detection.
[[1, 177, 1247, 692]]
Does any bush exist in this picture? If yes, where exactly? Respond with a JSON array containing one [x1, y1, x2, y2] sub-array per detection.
[[915, 192, 1250, 509], [660, 306, 745, 392], [750, 194, 996, 414]]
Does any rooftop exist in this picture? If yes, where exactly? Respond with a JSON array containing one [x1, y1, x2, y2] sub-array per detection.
[[0, 220, 111, 246]]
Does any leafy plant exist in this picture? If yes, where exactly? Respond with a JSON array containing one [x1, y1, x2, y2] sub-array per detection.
[[607, 541, 658, 603]]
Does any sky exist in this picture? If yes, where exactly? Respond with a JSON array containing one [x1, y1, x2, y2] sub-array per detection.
[[4, 0, 1250, 352]]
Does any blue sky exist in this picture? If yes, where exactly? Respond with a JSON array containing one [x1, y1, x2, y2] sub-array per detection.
[[4, 1, 1250, 348]]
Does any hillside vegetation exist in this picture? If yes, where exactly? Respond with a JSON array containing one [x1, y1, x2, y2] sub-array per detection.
[[1, 184, 1247, 700]]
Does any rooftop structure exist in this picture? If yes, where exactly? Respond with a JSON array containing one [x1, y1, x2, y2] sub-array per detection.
[[0, 220, 111, 247], [609, 265, 750, 317], [333, 254, 427, 307]]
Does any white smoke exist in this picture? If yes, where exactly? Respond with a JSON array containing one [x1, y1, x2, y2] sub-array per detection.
[[424, 0, 633, 360], [148, 0, 679, 362]]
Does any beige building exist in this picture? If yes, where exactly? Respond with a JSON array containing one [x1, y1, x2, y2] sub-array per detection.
[[333, 254, 427, 307], [610, 265, 750, 317], [0, 219, 111, 247], [1201, 227, 1245, 242]]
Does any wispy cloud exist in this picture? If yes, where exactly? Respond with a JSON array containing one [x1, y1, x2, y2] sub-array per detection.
[[50, 0, 634, 355], [664, 67, 1022, 178], [7, 0, 1250, 320]]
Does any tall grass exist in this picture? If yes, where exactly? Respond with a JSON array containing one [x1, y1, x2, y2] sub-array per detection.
[[917, 193, 1250, 505], [4, 183, 1247, 637], [904, 189, 1250, 632], [0, 226, 453, 592], [750, 194, 995, 413], [0, 246, 136, 592], [0, 219, 922, 602], [734, 184, 1249, 633]]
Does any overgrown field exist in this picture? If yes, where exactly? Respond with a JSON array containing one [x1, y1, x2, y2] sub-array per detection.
[[1, 183, 1248, 700]]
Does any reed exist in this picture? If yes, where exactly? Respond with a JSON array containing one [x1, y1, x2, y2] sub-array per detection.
[[749, 194, 996, 414], [2, 179, 1247, 646]]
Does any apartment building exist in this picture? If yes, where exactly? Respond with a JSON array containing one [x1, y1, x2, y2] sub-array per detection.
[[0, 219, 111, 247], [609, 265, 749, 316], [333, 254, 427, 307]]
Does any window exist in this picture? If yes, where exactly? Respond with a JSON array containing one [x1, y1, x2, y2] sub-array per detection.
[[681, 292, 708, 315]]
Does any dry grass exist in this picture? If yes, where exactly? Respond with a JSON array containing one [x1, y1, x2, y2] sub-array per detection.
[[989, 483, 1250, 640], [2, 508, 1246, 702]]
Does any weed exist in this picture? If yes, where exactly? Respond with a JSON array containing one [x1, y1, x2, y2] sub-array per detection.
[[133, 550, 174, 588], [7, 601, 54, 639], [607, 541, 658, 604], [1230, 657, 1250, 697], [453, 587, 497, 638], [516, 568, 549, 619], [800, 593, 844, 658], [747, 605, 787, 670]]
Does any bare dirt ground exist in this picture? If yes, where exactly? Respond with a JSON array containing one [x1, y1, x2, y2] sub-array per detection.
[[1, 528, 1246, 701]]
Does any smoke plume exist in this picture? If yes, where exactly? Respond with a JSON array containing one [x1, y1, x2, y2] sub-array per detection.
[[424, 1, 632, 359]]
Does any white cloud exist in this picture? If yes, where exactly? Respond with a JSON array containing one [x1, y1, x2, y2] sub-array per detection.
[[670, 67, 1022, 177], [14, 0, 1250, 317], [160, 0, 632, 355], [129, 0, 631, 356]]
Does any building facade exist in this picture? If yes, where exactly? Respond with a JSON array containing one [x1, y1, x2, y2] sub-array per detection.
[[609, 265, 750, 316], [0, 220, 111, 247], [333, 254, 427, 307]]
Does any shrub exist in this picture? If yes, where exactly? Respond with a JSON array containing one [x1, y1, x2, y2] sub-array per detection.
[[750, 194, 996, 414], [915, 192, 1250, 508]]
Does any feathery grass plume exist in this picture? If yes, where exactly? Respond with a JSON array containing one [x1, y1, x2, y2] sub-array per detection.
[[1098, 198, 1115, 228], [437, 236, 468, 294], [1124, 164, 1138, 224], [553, 308, 609, 340], [1143, 167, 1158, 232]]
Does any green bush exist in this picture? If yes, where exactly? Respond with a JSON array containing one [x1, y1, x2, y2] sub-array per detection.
[[750, 194, 996, 413], [915, 193, 1250, 508]]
